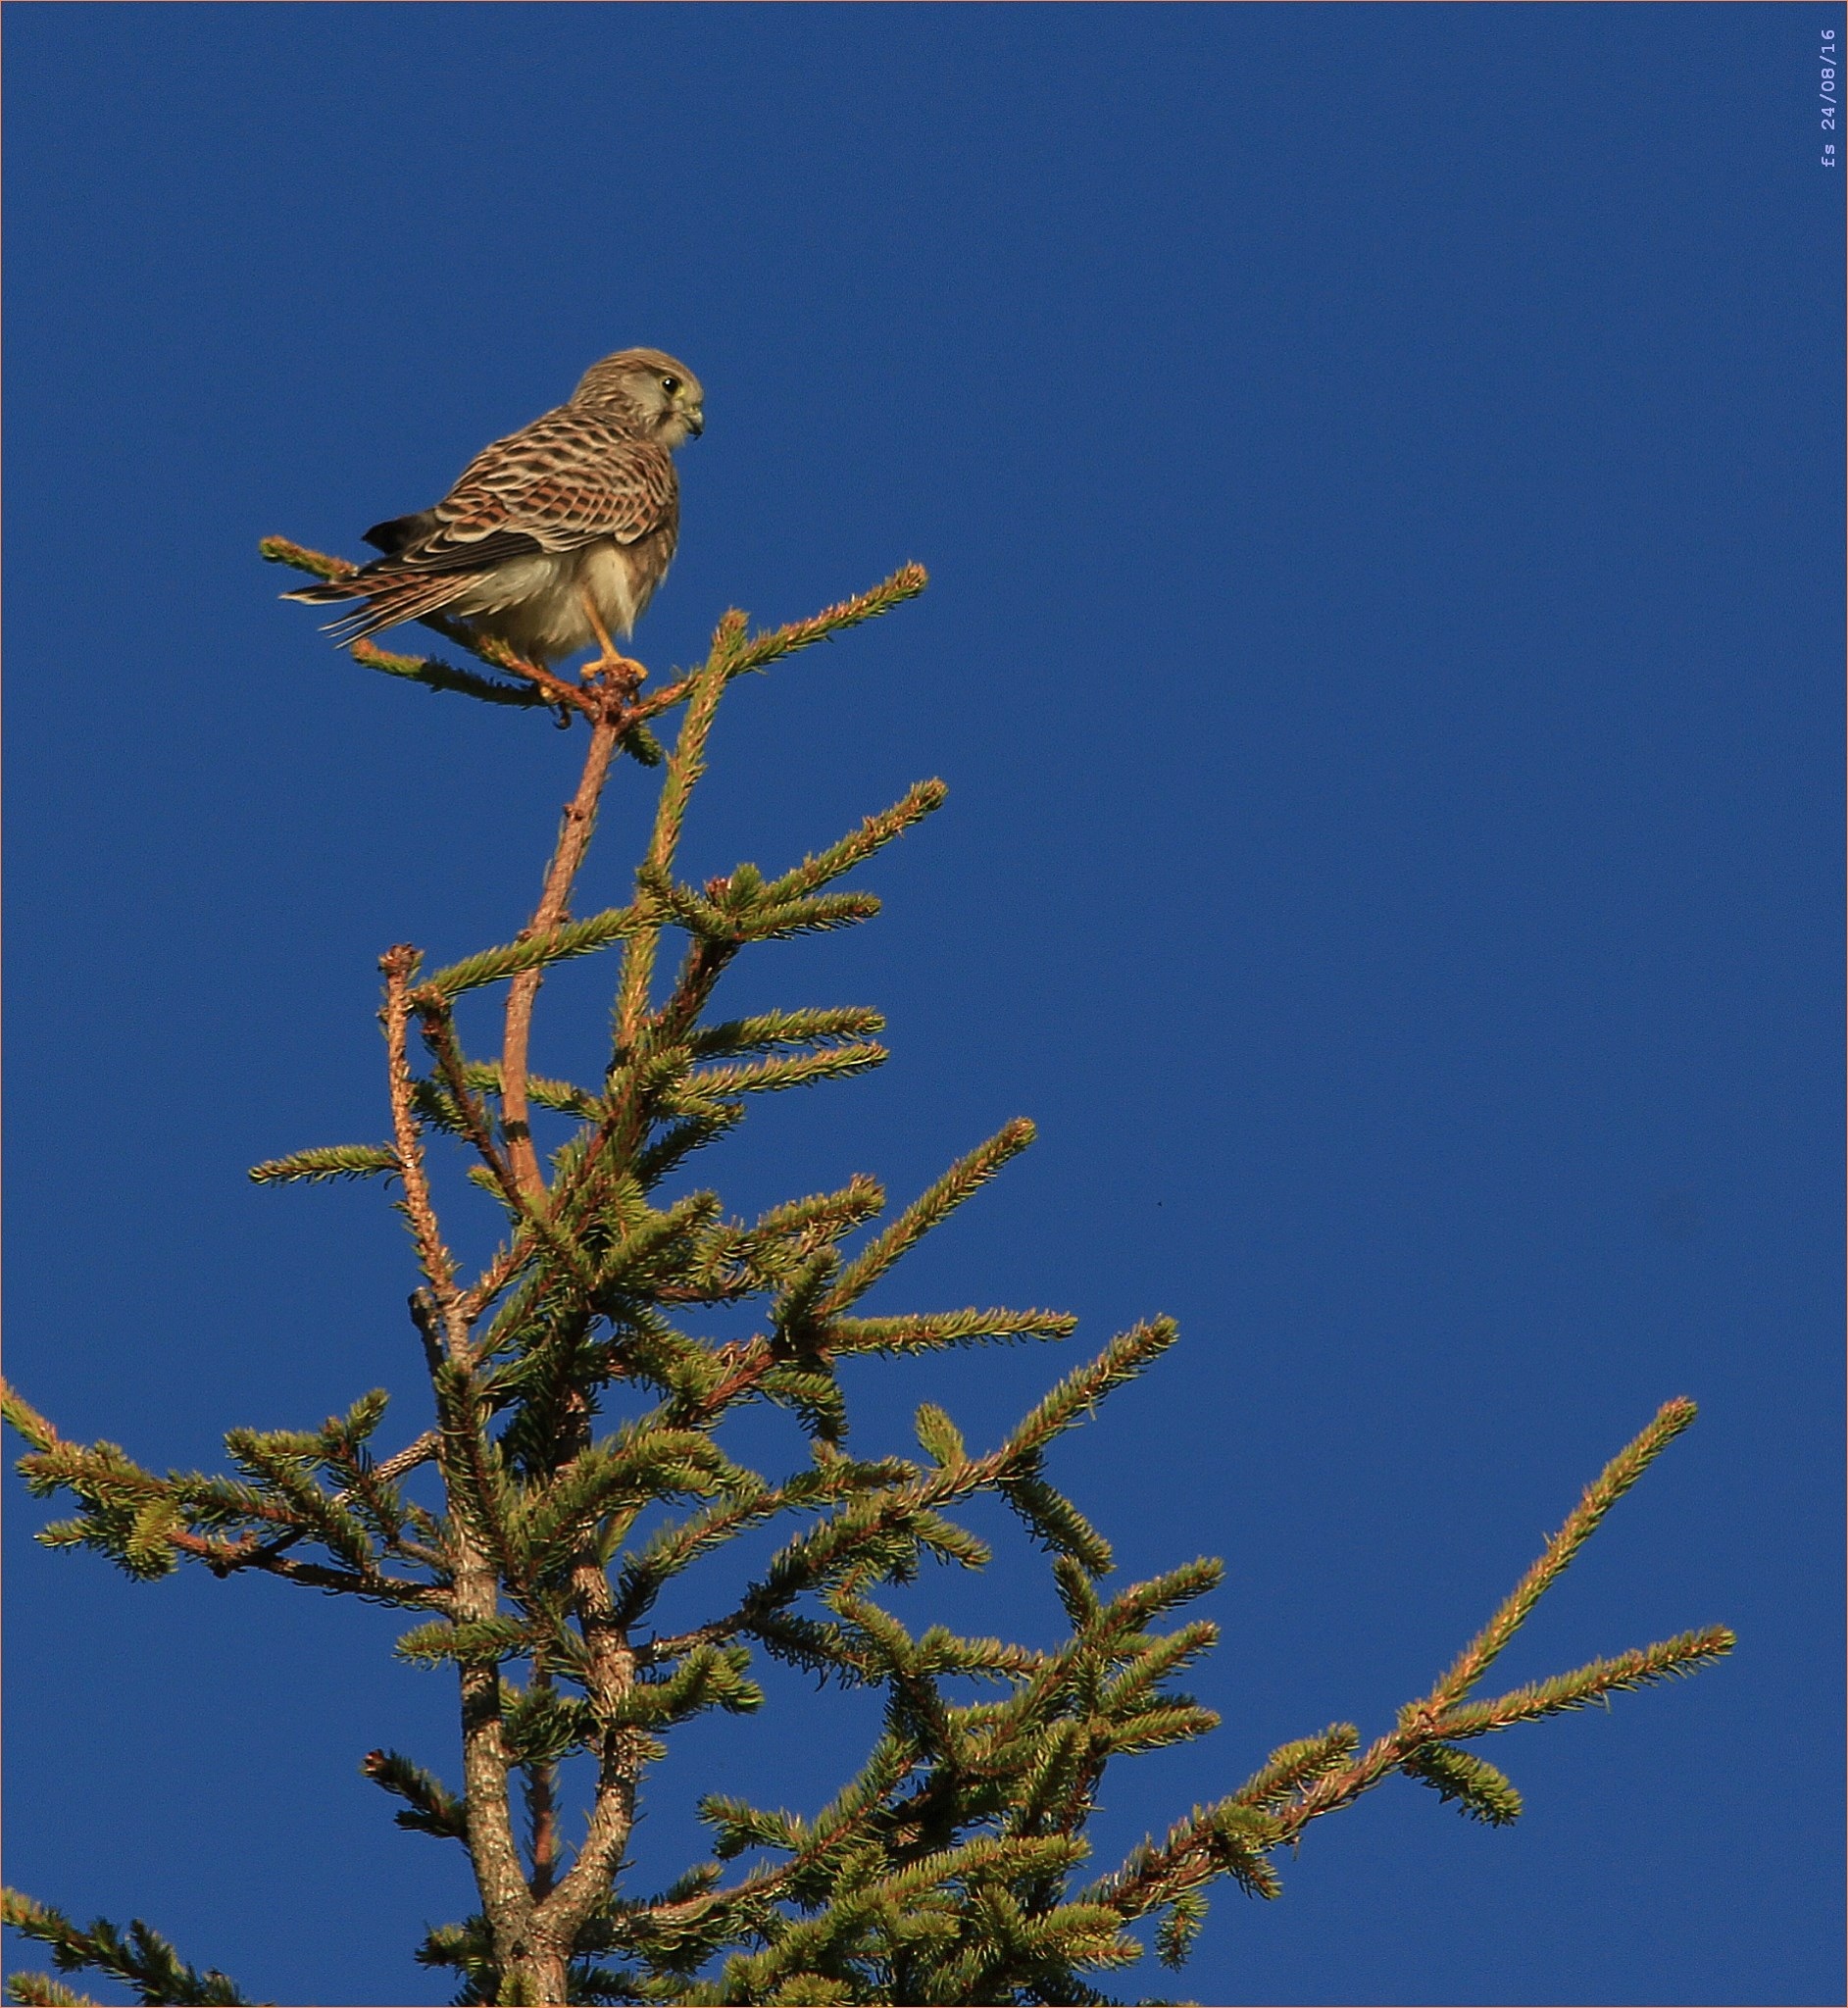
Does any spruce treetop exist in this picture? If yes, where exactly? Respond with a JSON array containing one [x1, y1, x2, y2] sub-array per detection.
[[2, 539, 1732, 2007]]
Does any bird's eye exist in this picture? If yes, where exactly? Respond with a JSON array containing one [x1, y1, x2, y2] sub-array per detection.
[[661, 375, 680, 395]]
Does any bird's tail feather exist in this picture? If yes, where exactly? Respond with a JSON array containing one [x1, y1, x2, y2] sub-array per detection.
[[283, 572, 478, 645]]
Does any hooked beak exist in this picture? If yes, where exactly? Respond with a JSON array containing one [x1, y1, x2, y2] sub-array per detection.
[[685, 407, 705, 438]]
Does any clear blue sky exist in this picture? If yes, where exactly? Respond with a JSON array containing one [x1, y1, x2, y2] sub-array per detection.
[[4, 7, 1840, 2004]]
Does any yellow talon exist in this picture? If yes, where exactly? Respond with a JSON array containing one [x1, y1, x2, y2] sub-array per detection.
[[578, 589, 645, 683]]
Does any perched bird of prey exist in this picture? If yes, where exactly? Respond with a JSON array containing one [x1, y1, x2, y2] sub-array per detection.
[[286, 348, 704, 672]]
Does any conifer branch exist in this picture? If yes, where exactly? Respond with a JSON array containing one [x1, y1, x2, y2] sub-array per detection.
[[687, 1005, 886, 1060], [217, 1428, 441, 1580], [824, 1306, 1077, 1355], [1424, 1395, 1702, 1713], [349, 638, 555, 711], [414, 1000, 522, 1189], [1398, 1744, 1523, 1825], [246, 1141, 399, 1185], [1265, 1403, 1731, 1854], [615, 640, 731, 1049], [675, 1042, 887, 1102], [714, 564, 928, 679], [362, 1746, 471, 1841], [1430, 1628, 1736, 1739], [820, 1120, 1038, 1316], [0, 1889, 256, 2006], [756, 779, 948, 904], [489, 565, 929, 815], [0, 1380, 59, 1453], [421, 906, 647, 1002], [413, 1002, 601, 1309], [1229, 1724, 1361, 1811], [7, 1973, 99, 2005], [453, 1060, 604, 1127], [1001, 1318, 1179, 1461], [257, 535, 350, 581]]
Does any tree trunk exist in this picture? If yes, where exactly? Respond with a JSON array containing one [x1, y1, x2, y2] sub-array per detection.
[[498, 1944, 569, 2004]]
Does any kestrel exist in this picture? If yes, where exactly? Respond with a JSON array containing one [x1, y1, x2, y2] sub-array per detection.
[[286, 348, 704, 674]]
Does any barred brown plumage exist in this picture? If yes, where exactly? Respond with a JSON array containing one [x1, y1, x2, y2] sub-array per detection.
[[285, 347, 703, 675]]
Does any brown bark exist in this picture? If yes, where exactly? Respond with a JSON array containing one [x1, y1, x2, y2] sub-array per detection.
[[501, 695, 625, 1197]]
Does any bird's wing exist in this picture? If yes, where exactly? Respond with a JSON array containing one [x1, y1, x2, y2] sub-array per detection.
[[362, 510, 438, 556], [389, 407, 677, 577]]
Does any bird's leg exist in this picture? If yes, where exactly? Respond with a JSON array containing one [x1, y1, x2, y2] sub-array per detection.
[[578, 589, 645, 690]]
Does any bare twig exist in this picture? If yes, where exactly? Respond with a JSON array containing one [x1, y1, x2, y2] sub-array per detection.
[[501, 694, 626, 1196], [173, 1528, 434, 1604], [463, 631, 599, 719], [522, 1661, 564, 1903], [380, 946, 470, 1361], [374, 1427, 442, 1489]]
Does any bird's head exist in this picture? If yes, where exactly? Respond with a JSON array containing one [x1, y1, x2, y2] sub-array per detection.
[[574, 348, 705, 445]]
